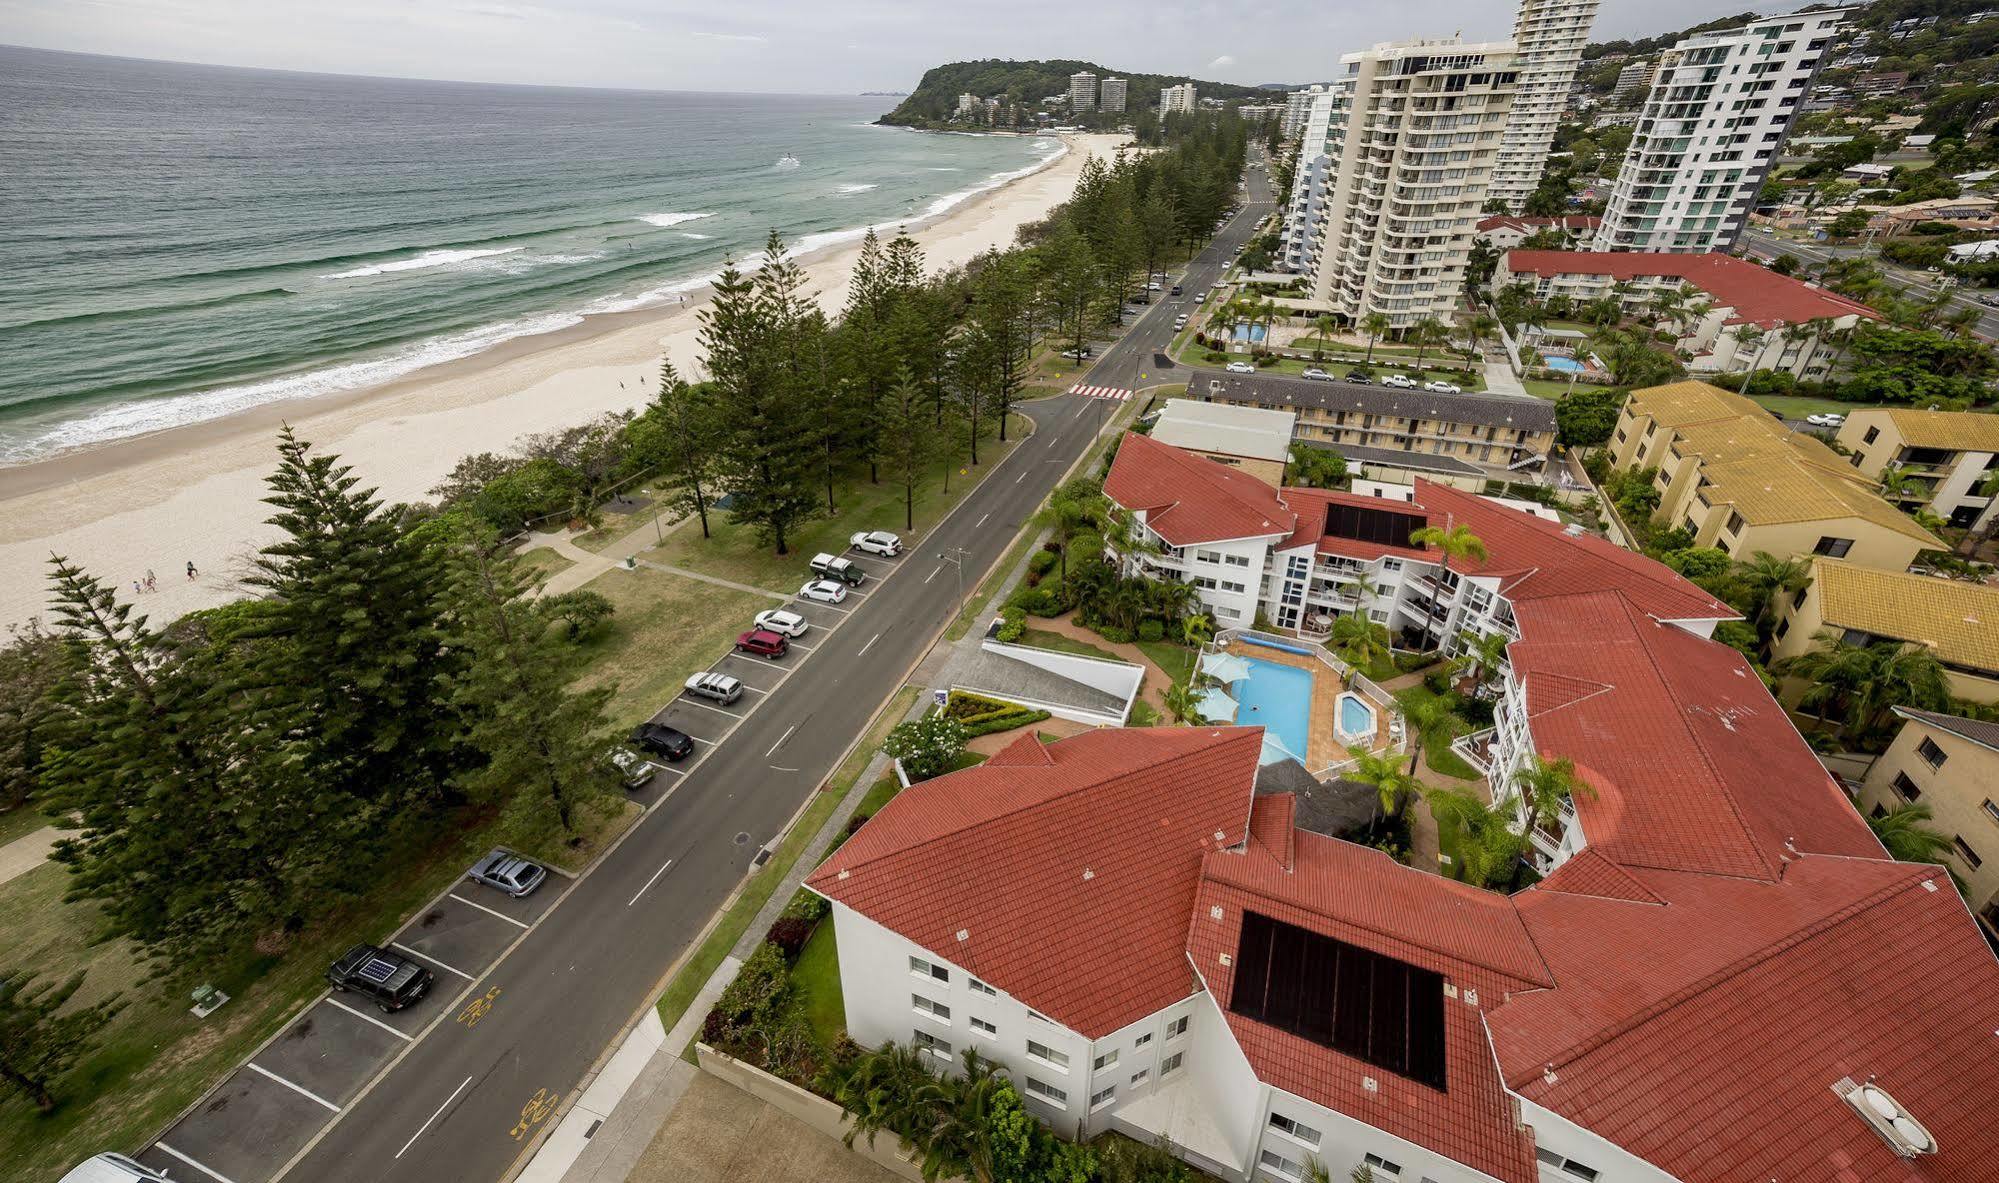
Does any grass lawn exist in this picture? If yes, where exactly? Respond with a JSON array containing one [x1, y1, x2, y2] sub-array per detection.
[[790, 921, 845, 1050], [567, 566, 776, 729], [519, 547, 576, 581], [1136, 639, 1199, 688], [572, 487, 679, 554], [1020, 628, 1123, 663], [0, 804, 49, 849], [649, 413, 1030, 594], [654, 685, 919, 1041], [1751, 393, 1868, 419], [1395, 685, 1484, 782], [1519, 379, 1574, 401]]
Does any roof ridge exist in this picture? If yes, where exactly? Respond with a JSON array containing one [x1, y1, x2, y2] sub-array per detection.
[[1516, 862, 1940, 1086]]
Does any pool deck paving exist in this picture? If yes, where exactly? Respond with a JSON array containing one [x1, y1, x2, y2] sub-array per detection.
[[1218, 639, 1392, 773]]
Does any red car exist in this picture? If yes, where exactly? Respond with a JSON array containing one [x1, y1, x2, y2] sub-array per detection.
[[735, 629, 789, 659]]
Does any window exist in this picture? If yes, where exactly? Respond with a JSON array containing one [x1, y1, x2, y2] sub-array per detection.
[[1536, 1150, 1600, 1182], [971, 1016, 997, 1038], [1953, 836, 1983, 870], [1917, 737, 1948, 769], [1862, 426, 1879, 445], [1027, 1040, 1070, 1069], [1160, 1051, 1185, 1076], [1093, 1049, 1119, 1071], [969, 977, 997, 996], [1267, 1113, 1322, 1148], [1363, 1154, 1403, 1176], [913, 1029, 952, 1058], [1027, 1009, 1053, 1024], [1129, 1067, 1151, 1086], [1260, 1148, 1307, 1181], [912, 994, 951, 1022], [1225, 553, 1253, 568], [1811, 536, 1854, 558], [1133, 1032, 1153, 1048], [1165, 1016, 1189, 1039], [1893, 771, 1921, 801], [1724, 510, 1744, 534], [1984, 799, 1999, 827], [1090, 1085, 1116, 1110], [1024, 1077, 1068, 1106], [909, 956, 948, 982]]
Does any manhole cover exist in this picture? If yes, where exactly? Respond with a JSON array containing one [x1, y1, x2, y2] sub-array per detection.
[[733, 832, 751, 846]]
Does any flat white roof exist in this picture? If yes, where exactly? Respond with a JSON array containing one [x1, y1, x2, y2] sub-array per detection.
[[1150, 398, 1296, 464]]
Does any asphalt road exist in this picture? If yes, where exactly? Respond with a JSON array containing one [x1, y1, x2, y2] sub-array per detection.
[[1738, 228, 1999, 339], [147, 160, 1274, 1183]]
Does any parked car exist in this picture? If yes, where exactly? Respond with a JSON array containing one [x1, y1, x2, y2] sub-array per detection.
[[851, 530, 902, 557], [683, 671, 745, 704], [1423, 380, 1462, 394], [735, 628, 790, 659], [1805, 412, 1846, 427], [629, 722, 694, 761], [1225, 361, 1257, 374], [1381, 373, 1418, 389], [1344, 370, 1373, 384], [799, 579, 849, 604], [1060, 346, 1091, 360], [59, 1155, 174, 1183], [1980, 294, 1999, 308], [754, 608, 809, 637], [327, 943, 434, 1013], [1147, 280, 1163, 291], [468, 849, 547, 898], [605, 745, 656, 789], [809, 552, 866, 585], [1301, 368, 1333, 381]]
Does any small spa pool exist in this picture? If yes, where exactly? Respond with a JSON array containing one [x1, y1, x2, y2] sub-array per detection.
[[1336, 692, 1377, 746], [1233, 657, 1312, 765]]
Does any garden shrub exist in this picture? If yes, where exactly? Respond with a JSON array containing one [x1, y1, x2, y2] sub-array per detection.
[[961, 709, 1050, 738], [1028, 550, 1058, 577], [1098, 626, 1135, 644], [996, 607, 1026, 643], [764, 916, 814, 961], [782, 890, 829, 924], [712, 942, 789, 1029], [1138, 619, 1166, 642]]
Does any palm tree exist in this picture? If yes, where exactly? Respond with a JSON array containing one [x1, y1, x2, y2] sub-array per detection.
[[1735, 550, 1812, 642], [831, 1042, 938, 1153], [1857, 642, 1951, 738], [1361, 311, 1392, 364], [1164, 680, 1207, 725], [1345, 745, 1418, 823], [1423, 786, 1527, 889], [919, 1051, 1008, 1183], [1776, 634, 1952, 743], [1878, 464, 1926, 500], [1451, 629, 1510, 694], [1181, 611, 1214, 647], [1954, 470, 1999, 557], [1399, 691, 1458, 777], [1465, 314, 1498, 366], [1778, 630, 1881, 738], [1408, 522, 1487, 649], [1513, 754, 1595, 833], [1409, 317, 1447, 372], [1330, 613, 1391, 674], [1867, 801, 1958, 866], [1148, 577, 1200, 623]]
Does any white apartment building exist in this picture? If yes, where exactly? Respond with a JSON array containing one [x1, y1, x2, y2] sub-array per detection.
[[1489, 0, 1601, 211], [955, 92, 981, 117], [1281, 84, 1326, 139], [1160, 82, 1198, 114], [1297, 39, 1520, 329], [1278, 85, 1343, 275], [1610, 58, 1654, 102], [1594, 10, 1843, 252], [1069, 71, 1098, 112], [1099, 76, 1128, 114]]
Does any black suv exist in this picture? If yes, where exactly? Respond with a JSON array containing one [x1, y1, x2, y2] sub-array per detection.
[[327, 943, 435, 1013], [631, 722, 695, 761]]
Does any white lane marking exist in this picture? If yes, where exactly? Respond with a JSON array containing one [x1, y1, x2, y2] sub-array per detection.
[[156, 1142, 239, 1183], [785, 638, 819, 652], [676, 698, 747, 719], [447, 892, 532, 930], [976, 513, 990, 528], [322, 996, 415, 1041], [628, 859, 675, 908], [248, 1062, 342, 1113], [858, 630, 882, 656], [765, 724, 799, 758], [924, 565, 941, 584], [390, 942, 476, 982], [648, 761, 688, 776], [1015, 471, 1027, 483], [734, 683, 771, 695], [396, 1075, 474, 1159]]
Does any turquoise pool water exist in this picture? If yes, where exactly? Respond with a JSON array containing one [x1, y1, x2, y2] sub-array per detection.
[[1544, 356, 1584, 374], [1337, 693, 1376, 744], [1233, 657, 1313, 765]]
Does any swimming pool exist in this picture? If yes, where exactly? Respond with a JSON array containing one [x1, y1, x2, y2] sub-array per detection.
[[1336, 692, 1377, 746], [1544, 356, 1584, 374], [1232, 657, 1313, 766]]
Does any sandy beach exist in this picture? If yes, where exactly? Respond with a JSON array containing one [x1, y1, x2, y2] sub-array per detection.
[[0, 133, 1126, 629]]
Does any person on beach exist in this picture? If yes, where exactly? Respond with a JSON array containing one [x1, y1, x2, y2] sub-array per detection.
[[186, 560, 198, 580], [145, 569, 157, 592], [133, 580, 144, 596]]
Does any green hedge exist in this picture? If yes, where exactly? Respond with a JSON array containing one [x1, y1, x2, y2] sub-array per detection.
[[943, 689, 1052, 737]]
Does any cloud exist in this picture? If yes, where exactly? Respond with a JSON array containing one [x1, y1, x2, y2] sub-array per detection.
[[1207, 54, 1235, 68], [688, 30, 768, 43]]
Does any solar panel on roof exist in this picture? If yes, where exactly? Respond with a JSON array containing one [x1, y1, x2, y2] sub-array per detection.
[[1230, 911, 1448, 1091], [1325, 503, 1426, 548], [358, 956, 399, 984]]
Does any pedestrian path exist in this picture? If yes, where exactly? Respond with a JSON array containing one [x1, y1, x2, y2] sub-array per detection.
[[1481, 361, 1530, 398], [0, 824, 58, 887], [518, 505, 783, 601]]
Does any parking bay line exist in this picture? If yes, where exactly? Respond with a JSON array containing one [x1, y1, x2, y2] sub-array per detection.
[[321, 996, 416, 1042], [448, 892, 532, 930], [157, 1142, 240, 1183], [675, 698, 747, 720], [800, 600, 852, 615], [390, 942, 478, 982], [397, 1075, 474, 1159], [247, 1062, 343, 1114], [628, 858, 675, 908]]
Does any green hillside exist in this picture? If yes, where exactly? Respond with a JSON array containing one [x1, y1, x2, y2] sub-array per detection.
[[879, 59, 1269, 127]]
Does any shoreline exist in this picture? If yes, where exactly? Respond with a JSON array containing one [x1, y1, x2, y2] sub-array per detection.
[[0, 133, 1125, 629]]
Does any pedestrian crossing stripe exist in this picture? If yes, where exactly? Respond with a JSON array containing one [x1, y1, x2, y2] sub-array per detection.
[[1068, 384, 1132, 400]]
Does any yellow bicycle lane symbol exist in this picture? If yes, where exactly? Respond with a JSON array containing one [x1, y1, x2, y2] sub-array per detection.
[[510, 1087, 561, 1141], [457, 985, 501, 1029]]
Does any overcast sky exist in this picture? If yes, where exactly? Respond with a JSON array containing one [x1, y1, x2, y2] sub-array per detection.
[[0, 0, 1790, 94]]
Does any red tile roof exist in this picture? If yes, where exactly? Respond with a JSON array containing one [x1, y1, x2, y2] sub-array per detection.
[[1274, 486, 1435, 561], [1104, 432, 1296, 546], [806, 726, 1264, 1038], [1501, 250, 1881, 329]]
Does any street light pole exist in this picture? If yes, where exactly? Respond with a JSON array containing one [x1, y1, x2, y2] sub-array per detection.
[[937, 546, 970, 619]]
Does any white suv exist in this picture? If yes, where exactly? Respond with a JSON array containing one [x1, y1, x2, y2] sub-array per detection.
[[1380, 373, 1418, 389], [754, 608, 809, 637], [850, 530, 902, 557]]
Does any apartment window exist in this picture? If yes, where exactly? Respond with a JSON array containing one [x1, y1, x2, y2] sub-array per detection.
[[1026, 1040, 1070, 1070], [1129, 1068, 1151, 1087], [1093, 1049, 1119, 1071], [1811, 536, 1854, 558], [1133, 1031, 1152, 1048], [1267, 1113, 1322, 1148], [912, 994, 951, 1022], [909, 956, 948, 983], [1260, 1148, 1308, 1181], [1027, 1009, 1053, 1024], [1165, 1016, 1189, 1039], [968, 977, 997, 996], [1918, 737, 1948, 769], [1160, 1051, 1185, 1076], [913, 1029, 953, 1058], [1536, 1150, 1601, 1182], [1983, 799, 1999, 827], [1892, 771, 1921, 802], [1090, 1084, 1117, 1110], [1724, 510, 1744, 534], [1225, 553, 1253, 568], [1953, 836, 1984, 870], [1363, 1154, 1404, 1176], [970, 1016, 997, 1038], [1862, 426, 1879, 445], [1024, 1077, 1068, 1106]]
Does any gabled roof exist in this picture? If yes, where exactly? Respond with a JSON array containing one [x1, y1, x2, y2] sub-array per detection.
[[1104, 432, 1295, 546], [1851, 407, 1999, 455], [1811, 557, 1999, 674], [1207, 373, 1558, 434], [1502, 249, 1880, 329], [1893, 707, 1999, 754], [806, 727, 1264, 1038]]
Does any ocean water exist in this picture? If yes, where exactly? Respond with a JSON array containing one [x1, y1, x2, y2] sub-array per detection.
[[0, 46, 1061, 464]]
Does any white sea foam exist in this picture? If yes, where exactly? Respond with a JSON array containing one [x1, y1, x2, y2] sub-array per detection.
[[835, 183, 878, 193], [927, 167, 961, 171], [637, 211, 716, 228], [680, 232, 714, 240], [323, 246, 523, 279]]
